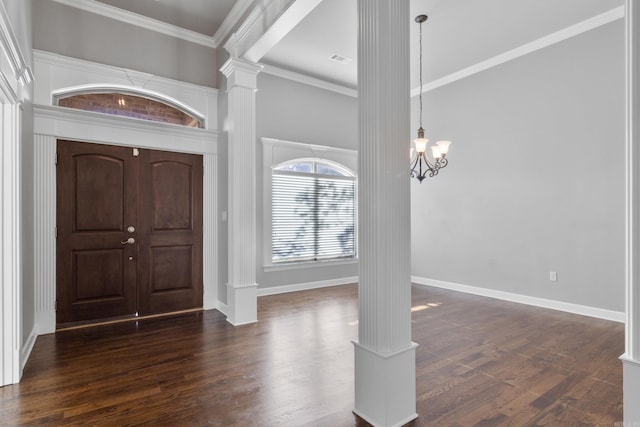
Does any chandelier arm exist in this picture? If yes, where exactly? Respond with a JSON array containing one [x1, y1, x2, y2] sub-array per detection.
[[410, 154, 441, 181], [410, 155, 421, 173], [422, 152, 436, 170]]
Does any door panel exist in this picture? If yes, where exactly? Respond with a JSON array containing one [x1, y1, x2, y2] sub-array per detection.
[[56, 141, 137, 324], [151, 161, 193, 230], [57, 141, 204, 325], [74, 154, 126, 231], [138, 149, 203, 315], [74, 249, 125, 300]]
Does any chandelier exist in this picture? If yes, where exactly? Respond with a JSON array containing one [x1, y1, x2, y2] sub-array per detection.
[[411, 14, 451, 183]]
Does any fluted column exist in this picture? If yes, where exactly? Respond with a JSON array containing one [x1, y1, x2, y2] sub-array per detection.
[[220, 57, 263, 326], [34, 134, 56, 334], [1, 103, 22, 386], [623, 0, 640, 423], [353, 1, 417, 426]]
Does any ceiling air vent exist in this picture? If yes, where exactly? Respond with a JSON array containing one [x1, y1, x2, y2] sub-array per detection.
[[329, 54, 352, 64]]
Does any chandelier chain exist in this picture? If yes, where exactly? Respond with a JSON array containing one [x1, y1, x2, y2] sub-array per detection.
[[418, 19, 423, 130]]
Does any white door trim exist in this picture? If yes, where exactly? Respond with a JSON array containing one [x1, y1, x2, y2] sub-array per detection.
[[33, 105, 220, 334]]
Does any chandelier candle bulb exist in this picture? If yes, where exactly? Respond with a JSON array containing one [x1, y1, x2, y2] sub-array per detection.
[[430, 145, 442, 160], [414, 137, 428, 154], [436, 140, 451, 156]]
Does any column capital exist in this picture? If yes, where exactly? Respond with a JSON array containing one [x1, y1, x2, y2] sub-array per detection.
[[220, 57, 264, 91]]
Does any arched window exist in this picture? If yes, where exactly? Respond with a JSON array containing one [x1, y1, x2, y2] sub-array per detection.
[[272, 158, 356, 263], [56, 92, 203, 128]]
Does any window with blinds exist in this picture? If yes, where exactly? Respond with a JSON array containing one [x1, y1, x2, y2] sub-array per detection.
[[272, 160, 356, 263]]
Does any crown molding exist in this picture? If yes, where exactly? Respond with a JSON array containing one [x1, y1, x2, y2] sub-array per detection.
[[412, 5, 625, 97], [224, 0, 322, 63], [261, 64, 357, 98], [260, 6, 623, 100], [224, 0, 288, 58], [0, 1, 34, 88], [212, 0, 255, 48], [50, 0, 217, 48]]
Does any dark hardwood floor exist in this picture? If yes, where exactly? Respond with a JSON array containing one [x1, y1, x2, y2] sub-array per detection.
[[0, 284, 624, 426]]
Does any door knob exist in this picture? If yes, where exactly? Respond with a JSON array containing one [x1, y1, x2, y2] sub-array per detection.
[[121, 237, 135, 245], [127, 226, 135, 233]]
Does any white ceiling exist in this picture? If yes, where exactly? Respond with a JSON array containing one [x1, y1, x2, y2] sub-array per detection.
[[92, 0, 624, 90]]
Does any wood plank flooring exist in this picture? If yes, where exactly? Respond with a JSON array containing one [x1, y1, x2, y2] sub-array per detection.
[[0, 284, 624, 426]]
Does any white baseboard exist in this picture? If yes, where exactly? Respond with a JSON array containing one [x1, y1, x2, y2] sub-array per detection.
[[36, 310, 56, 335], [20, 327, 38, 377], [412, 276, 625, 323], [216, 302, 228, 317], [257, 276, 358, 297]]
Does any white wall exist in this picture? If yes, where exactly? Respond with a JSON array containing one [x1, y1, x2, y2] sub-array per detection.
[[32, 0, 218, 88], [256, 73, 358, 289], [411, 20, 625, 313]]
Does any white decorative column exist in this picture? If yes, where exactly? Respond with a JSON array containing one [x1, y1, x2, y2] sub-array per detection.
[[1, 103, 22, 386], [354, 1, 417, 426], [202, 153, 219, 311], [33, 134, 57, 335], [220, 57, 263, 326], [623, 0, 640, 423]]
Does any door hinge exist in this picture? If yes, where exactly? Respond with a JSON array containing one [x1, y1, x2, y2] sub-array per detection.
[[55, 152, 58, 165], [55, 300, 57, 311], [133, 148, 140, 157], [55, 227, 57, 239]]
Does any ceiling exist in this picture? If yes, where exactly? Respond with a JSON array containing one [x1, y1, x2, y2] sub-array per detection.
[[93, 0, 624, 90], [95, 0, 237, 37]]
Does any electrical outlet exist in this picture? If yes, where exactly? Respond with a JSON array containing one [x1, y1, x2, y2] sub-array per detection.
[[549, 271, 558, 282]]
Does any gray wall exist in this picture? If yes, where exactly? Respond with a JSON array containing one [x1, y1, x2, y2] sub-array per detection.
[[32, 0, 218, 88], [410, 21, 625, 312], [256, 73, 358, 289]]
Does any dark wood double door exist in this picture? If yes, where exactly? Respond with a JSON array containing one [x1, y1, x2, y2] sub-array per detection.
[[56, 140, 203, 325]]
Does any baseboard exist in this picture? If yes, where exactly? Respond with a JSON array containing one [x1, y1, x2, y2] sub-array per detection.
[[257, 276, 358, 297], [216, 302, 228, 317], [36, 310, 56, 335], [412, 276, 625, 323], [20, 326, 38, 377]]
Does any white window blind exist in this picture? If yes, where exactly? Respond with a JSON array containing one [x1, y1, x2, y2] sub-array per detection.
[[272, 161, 356, 263]]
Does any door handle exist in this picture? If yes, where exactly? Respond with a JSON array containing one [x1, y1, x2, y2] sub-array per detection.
[[121, 237, 135, 245]]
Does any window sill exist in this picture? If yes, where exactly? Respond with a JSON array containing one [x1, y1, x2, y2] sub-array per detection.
[[264, 258, 358, 273]]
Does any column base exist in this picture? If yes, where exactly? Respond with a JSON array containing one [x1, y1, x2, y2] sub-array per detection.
[[622, 355, 640, 423], [225, 283, 258, 326], [353, 341, 418, 427]]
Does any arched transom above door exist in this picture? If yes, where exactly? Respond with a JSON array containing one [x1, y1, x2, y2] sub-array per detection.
[[56, 92, 204, 128]]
